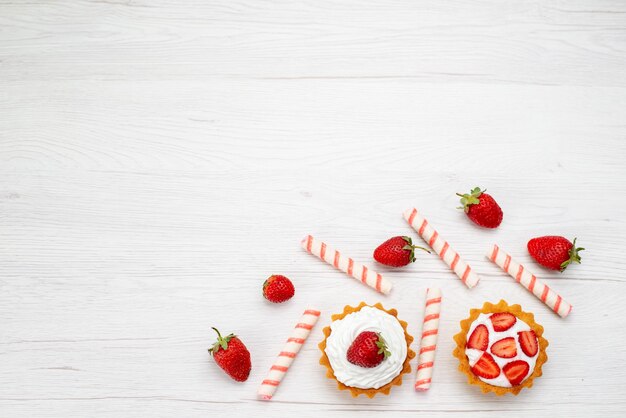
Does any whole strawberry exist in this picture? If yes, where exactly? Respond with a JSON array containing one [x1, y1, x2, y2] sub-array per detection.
[[346, 331, 391, 368], [262, 275, 295, 303], [527, 236, 584, 271], [373, 236, 430, 267], [208, 327, 251, 382], [457, 187, 503, 228]]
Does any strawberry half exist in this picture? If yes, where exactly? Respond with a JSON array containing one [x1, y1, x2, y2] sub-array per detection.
[[467, 324, 489, 351], [518, 330, 538, 357], [373, 236, 430, 267], [490, 337, 517, 359], [208, 327, 251, 382], [346, 331, 391, 368], [489, 312, 516, 332], [263, 275, 295, 303], [503, 360, 530, 386], [457, 187, 503, 228], [471, 352, 501, 379], [527, 236, 584, 272]]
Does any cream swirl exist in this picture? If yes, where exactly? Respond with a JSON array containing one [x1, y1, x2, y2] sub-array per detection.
[[325, 306, 407, 389]]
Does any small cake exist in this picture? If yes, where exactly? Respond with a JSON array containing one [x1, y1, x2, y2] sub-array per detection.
[[319, 302, 415, 398], [453, 300, 548, 395]]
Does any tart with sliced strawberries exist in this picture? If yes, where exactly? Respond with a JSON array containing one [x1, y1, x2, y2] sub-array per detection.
[[453, 300, 548, 395]]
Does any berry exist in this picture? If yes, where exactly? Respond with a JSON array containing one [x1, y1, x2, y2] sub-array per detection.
[[467, 324, 489, 351], [346, 331, 391, 368], [373, 236, 430, 267], [527, 236, 584, 272], [457, 187, 503, 228], [518, 330, 538, 357], [489, 312, 517, 332], [490, 337, 517, 358], [208, 327, 251, 382], [263, 275, 295, 303], [471, 352, 501, 379], [503, 360, 530, 386]]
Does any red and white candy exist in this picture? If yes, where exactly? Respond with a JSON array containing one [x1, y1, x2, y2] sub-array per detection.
[[487, 244, 572, 318], [404, 208, 480, 288], [301, 235, 392, 294], [258, 309, 321, 400], [415, 288, 442, 391]]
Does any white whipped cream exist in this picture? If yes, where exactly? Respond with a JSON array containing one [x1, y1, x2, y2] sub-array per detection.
[[325, 306, 407, 389], [465, 313, 538, 388]]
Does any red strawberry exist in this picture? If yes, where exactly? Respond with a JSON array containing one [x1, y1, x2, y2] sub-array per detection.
[[489, 312, 516, 332], [471, 352, 501, 379], [503, 360, 530, 386], [467, 324, 489, 351], [457, 187, 503, 228], [490, 337, 517, 358], [373, 236, 430, 267], [346, 331, 391, 368], [263, 275, 295, 303], [527, 236, 584, 272], [518, 330, 538, 357], [208, 327, 251, 382]]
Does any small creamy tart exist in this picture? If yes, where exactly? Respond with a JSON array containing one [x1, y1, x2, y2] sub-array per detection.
[[325, 306, 407, 389], [465, 313, 539, 388]]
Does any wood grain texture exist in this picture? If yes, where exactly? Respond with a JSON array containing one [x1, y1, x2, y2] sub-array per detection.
[[1, 1, 625, 417]]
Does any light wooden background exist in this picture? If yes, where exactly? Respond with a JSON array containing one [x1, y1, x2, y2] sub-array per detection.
[[1, 1, 625, 417]]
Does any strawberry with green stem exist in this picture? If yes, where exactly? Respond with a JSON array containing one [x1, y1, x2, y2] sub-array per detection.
[[457, 187, 503, 228], [373, 236, 431, 267], [208, 327, 251, 382]]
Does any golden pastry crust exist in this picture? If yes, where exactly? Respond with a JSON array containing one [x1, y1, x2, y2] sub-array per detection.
[[318, 302, 415, 398], [452, 300, 549, 396]]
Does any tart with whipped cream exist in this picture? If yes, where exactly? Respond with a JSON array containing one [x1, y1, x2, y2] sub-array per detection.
[[453, 300, 549, 395], [319, 302, 415, 398]]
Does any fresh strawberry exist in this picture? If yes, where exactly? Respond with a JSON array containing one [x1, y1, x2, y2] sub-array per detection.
[[373, 236, 430, 267], [503, 360, 530, 386], [208, 327, 251, 382], [490, 337, 517, 358], [527, 236, 584, 271], [262, 275, 295, 303], [457, 187, 503, 228], [471, 352, 501, 379], [518, 330, 538, 357], [346, 331, 391, 368], [489, 312, 516, 332], [467, 324, 489, 351]]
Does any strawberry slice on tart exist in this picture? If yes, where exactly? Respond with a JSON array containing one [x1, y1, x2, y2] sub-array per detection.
[[467, 324, 489, 351], [489, 312, 516, 332], [503, 360, 530, 386], [490, 337, 517, 359], [471, 352, 501, 380], [518, 330, 538, 357]]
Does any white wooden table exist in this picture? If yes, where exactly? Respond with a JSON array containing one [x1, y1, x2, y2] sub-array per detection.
[[1, 1, 625, 416]]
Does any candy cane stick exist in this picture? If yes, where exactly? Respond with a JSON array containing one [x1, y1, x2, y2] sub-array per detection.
[[487, 244, 572, 318], [258, 309, 321, 400], [403, 208, 480, 288], [415, 288, 442, 391], [301, 235, 392, 294]]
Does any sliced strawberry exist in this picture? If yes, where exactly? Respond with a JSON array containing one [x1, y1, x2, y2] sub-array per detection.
[[467, 324, 489, 351], [490, 312, 516, 332], [518, 330, 538, 357], [471, 352, 500, 379], [503, 360, 530, 386], [490, 337, 517, 358]]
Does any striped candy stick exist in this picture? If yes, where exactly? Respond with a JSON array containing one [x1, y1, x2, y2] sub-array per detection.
[[258, 309, 321, 400], [301, 235, 392, 295], [415, 288, 442, 391], [403, 208, 480, 288], [487, 244, 573, 318]]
